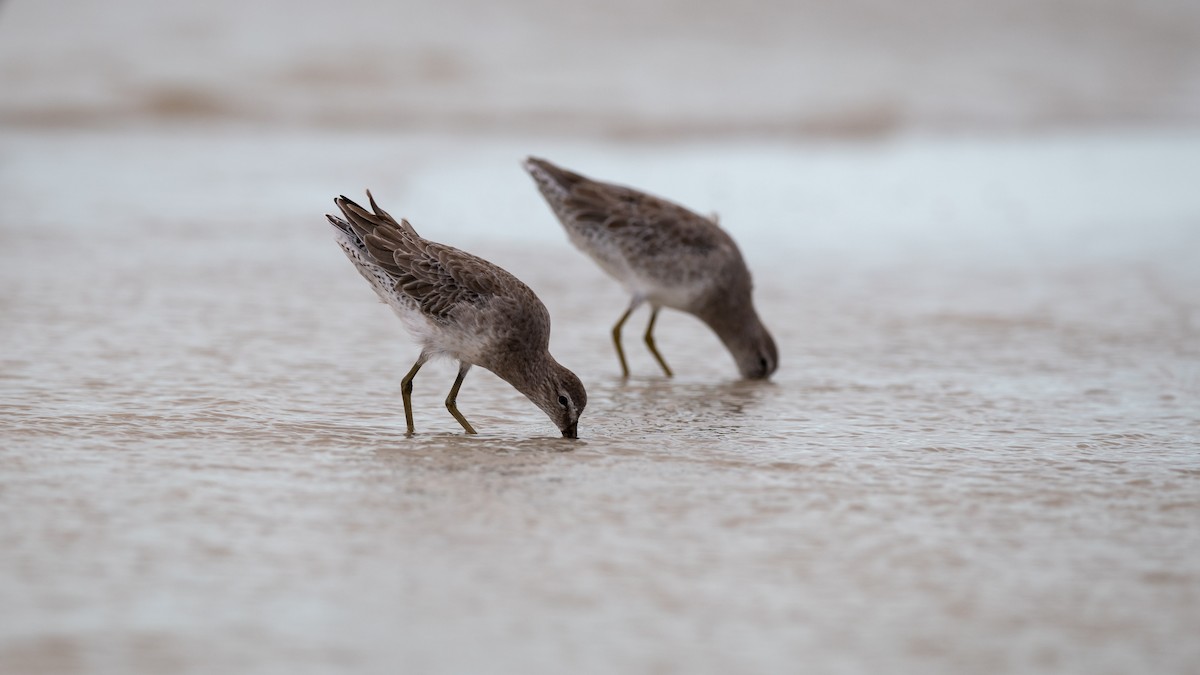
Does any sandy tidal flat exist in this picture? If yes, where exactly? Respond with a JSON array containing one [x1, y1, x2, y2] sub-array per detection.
[[1, 129, 1199, 674]]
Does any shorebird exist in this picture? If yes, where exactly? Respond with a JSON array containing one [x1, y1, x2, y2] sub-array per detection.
[[524, 157, 778, 380], [327, 191, 587, 438]]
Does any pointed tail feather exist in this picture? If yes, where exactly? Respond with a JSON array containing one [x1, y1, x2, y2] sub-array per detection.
[[328, 191, 421, 274], [523, 157, 587, 194], [333, 192, 420, 239]]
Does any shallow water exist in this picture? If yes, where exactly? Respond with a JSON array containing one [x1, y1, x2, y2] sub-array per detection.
[[2, 129, 1199, 674]]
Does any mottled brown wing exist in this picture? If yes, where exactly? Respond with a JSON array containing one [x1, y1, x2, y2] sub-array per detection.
[[565, 181, 728, 258], [526, 157, 727, 257], [389, 239, 517, 321], [332, 193, 519, 323]]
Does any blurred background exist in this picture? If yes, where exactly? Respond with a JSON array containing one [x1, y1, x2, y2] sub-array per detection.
[[2, 0, 1198, 138]]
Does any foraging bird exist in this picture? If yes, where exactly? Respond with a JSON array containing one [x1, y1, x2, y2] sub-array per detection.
[[327, 192, 587, 438], [524, 157, 778, 380]]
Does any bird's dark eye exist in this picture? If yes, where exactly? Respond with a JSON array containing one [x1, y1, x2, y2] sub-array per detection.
[[558, 395, 569, 407]]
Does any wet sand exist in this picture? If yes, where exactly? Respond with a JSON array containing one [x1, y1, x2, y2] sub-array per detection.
[[2, 129, 1199, 673]]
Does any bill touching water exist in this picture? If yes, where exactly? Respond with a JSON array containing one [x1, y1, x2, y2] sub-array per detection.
[[326, 191, 586, 438], [524, 157, 779, 381]]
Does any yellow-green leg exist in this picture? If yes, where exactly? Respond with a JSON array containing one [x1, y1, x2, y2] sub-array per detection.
[[400, 355, 428, 436], [445, 362, 477, 434], [643, 306, 673, 378], [611, 302, 639, 379]]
